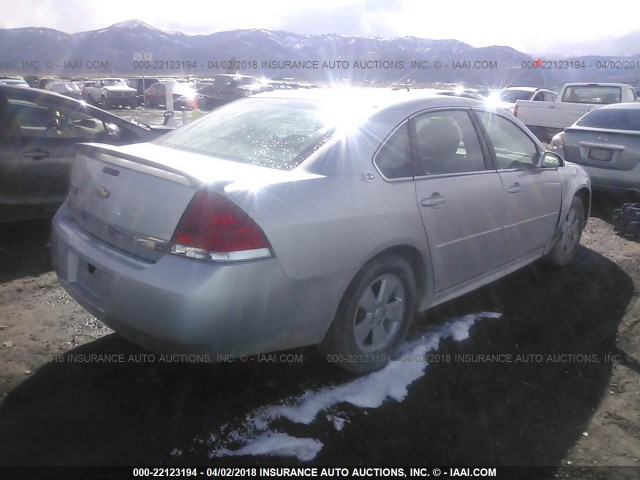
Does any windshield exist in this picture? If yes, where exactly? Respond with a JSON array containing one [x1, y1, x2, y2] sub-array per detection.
[[576, 107, 640, 130], [500, 90, 534, 102], [154, 97, 334, 169]]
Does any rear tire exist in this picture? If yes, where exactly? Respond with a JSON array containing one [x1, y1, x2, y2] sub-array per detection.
[[319, 255, 417, 374], [545, 196, 585, 267]]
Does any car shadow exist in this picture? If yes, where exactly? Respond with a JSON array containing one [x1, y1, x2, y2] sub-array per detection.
[[0, 219, 52, 283], [0, 246, 634, 471]]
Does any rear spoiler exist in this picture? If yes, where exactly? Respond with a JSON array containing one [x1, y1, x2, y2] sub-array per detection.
[[75, 143, 201, 188]]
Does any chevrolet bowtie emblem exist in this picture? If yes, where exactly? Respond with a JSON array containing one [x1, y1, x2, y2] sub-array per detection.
[[96, 186, 111, 199]]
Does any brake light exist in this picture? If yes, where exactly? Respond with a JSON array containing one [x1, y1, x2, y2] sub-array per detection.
[[513, 104, 518, 116], [170, 190, 271, 262]]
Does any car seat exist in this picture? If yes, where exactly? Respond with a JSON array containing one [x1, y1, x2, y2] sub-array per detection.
[[416, 117, 461, 175]]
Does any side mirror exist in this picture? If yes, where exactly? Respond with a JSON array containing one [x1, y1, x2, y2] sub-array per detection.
[[542, 151, 563, 168], [163, 110, 174, 126]]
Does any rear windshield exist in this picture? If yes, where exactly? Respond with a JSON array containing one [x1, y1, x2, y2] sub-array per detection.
[[154, 97, 334, 170], [576, 107, 640, 131], [561, 86, 621, 104]]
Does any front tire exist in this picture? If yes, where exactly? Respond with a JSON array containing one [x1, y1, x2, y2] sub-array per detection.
[[320, 255, 417, 374], [545, 196, 585, 267]]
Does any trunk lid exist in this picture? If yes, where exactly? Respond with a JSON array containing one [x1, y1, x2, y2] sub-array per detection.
[[67, 143, 298, 262]]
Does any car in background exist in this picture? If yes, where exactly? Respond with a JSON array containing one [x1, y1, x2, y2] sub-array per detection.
[[84, 78, 138, 109], [126, 77, 160, 105], [500, 87, 557, 103], [50, 88, 590, 374], [514, 83, 637, 143], [0, 76, 30, 88], [49, 81, 83, 100], [38, 77, 83, 98], [0, 85, 173, 223], [268, 80, 292, 90], [143, 81, 198, 109], [490, 86, 557, 114], [437, 88, 487, 101], [195, 74, 274, 110], [558, 103, 640, 201]]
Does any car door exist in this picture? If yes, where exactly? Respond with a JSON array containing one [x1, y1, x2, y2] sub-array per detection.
[[14, 95, 114, 219], [0, 93, 25, 221], [412, 109, 506, 293], [474, 109, 561, 263]]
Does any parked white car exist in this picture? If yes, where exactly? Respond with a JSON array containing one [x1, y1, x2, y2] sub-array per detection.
[[84, 78, 138, 109]]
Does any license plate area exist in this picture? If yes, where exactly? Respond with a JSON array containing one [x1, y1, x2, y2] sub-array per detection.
[[76, 261, 112, 302], [588, 147, 612, 161]]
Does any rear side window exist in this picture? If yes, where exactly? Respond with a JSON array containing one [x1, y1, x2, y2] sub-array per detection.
[[374, 122, 412, 179], [576, 108, 640, 131]]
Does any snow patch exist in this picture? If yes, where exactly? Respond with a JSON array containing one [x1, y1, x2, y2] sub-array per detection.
[[326, 414, 348, 431], [215, 432, 322, 462], [208, 311, 501, 460]]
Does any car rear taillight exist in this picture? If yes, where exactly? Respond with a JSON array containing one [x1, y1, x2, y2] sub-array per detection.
[[170, 190, 271, 262], [513, 104, 518, 117]]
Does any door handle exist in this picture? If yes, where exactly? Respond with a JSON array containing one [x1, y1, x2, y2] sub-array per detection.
[[421, 193, 446, 208], [23, 149, 50, 160], [507, 184, 523, 194]]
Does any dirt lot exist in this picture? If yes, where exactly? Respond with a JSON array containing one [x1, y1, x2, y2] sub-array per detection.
[[0, 196, 638, 477]]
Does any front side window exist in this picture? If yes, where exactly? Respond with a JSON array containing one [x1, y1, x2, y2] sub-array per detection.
[[413, 110, 486, 175], [475, 110, 539, 170]]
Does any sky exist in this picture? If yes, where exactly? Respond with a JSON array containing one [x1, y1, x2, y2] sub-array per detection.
[[0, 0, 636, 54]]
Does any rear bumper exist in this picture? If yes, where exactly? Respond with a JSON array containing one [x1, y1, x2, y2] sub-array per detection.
[[51, 203, 343, 356], [577, 164, 640, 197]]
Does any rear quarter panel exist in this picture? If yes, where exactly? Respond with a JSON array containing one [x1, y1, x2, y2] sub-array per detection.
[[225, 146, 429, 283]]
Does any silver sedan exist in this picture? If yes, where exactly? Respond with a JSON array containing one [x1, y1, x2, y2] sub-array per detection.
[[51, 88, 591, 373], [559, 102, 640, 201]]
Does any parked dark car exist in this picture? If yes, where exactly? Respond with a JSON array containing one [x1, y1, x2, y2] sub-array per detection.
[[0, 85, 173, 223], [143, 81, 198, 110], [195, 74, 273, 110], [126, 77, 160, 105]]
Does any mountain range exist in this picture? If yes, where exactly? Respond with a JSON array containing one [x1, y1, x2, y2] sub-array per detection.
[[1, 20, 639, 88]]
